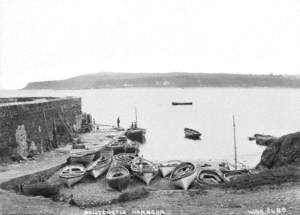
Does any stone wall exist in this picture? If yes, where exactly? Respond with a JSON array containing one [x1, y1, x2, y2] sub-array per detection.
[[0, 97, 82, 162]]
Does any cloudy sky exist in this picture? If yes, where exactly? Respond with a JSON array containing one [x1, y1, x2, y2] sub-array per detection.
[[0, 0, 300, 89]]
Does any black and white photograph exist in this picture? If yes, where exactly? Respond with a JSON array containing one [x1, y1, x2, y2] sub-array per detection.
[[0, 0, 300, 214]]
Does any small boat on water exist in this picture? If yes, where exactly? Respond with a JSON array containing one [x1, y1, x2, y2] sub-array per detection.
[[125, 128, 146, 143], [113, 153, 138, 170], [69, 149, 95, 165], [184, 128, 201, 140], [248, 133, 276, 146], [59, 165, 86, 187], [106, 165, 130, 191], [159, 160, 181, 177], [131, 157, 159, 185], [170, 162, 197, 190], [195, 169, 225, 185], [172, 102, 193, 106], [86, 150, 113, 178]]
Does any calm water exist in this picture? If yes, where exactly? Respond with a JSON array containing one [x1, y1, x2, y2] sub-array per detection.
[[2, 88, 300, 167]]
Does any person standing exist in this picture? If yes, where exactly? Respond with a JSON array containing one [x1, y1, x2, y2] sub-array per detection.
[[117, 117, 120, 128]]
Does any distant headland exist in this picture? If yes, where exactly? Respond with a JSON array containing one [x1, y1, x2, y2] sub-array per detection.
[[23, 72, 300, 90]]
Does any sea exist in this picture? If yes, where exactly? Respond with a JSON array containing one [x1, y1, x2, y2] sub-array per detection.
[[1, 88, 300, 168]]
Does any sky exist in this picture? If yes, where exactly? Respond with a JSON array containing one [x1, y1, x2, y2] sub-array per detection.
[[0, 0, 300, 89]]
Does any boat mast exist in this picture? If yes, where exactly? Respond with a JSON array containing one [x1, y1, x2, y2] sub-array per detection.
[[233, 115, 238, 170], [134, 106, 138, 127]]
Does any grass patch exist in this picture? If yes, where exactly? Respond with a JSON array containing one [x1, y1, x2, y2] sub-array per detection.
[[222, 165, 300, 190]]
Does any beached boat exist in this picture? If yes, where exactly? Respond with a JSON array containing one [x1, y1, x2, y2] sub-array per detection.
[[131, 157, 159, 185], [106, 138, 140, 155], [172, 102, 193, 106], [21, 182, 59, 197], [59, 165, 86, 187], [106, 165, 130, 191], [184, 128, 201, 140], [113, 153, 138, 170], [195, 169, 225, 185], [69, 149, 95, 165], [125, 128, 146, 143], [170, 162, 197, 190], [159, 160, 182, 177], [86, 150, 113, 178], [222, 169, 249, 182]]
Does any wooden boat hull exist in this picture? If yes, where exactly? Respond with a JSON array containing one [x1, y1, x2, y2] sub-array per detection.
[[133, 172, 157, 185], [59, 165, 86, 188], [170, 162, 197, 190], [60, 175, 84, 188], [125, 129, 146, 143], [196, 169, 225, 185], [113, 153, 137, 170], [21, 182, 59, 197], [69, 153, 95, 165], [159, 160, 181, 177], [172, 102, 193, 106], [106, 166, 130, 191], [89, 165, 110, 178], [172, 171, 197, 190], [184, 128, 201, 140]]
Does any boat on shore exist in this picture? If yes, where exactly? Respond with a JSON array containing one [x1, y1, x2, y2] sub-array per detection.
[[248, 133, 277, 146], [222, 169, 249, 182], [170, 162, 197, 190], [196, 169, 225, 185], [21, 182, 59, 197], [59, 165, 86, 187], [159, 160, 181, 177], [106, 165, 130, 191], [106, 137, 140, 155], [172, 102, 193, 106], [86, 150, 113, 178], [69, 149, 95, 165], [131, 157, 159, 185], [184, 128, 201, 140], [113, 153, 138, 170]]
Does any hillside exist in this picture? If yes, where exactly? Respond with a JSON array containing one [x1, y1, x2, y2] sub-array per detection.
[[23, 72, 300, 90]]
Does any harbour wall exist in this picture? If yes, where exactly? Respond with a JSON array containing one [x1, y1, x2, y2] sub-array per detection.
[[0, 97, 82, 162]]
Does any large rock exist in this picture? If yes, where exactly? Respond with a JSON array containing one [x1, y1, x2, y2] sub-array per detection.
[[256, 132, 300, 169]]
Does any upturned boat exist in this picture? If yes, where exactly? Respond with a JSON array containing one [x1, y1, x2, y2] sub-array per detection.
[[86, 150, 113, 178], [113, 153, 138, 170], [69, 149, 95, 165], [21, 182, 59, 197], [59, 165, 86, 187], [106, 165, 130, 191], [131, 157, 159, 185], [159, 160, 181, 177], [184, 128, 201, 140], [170, 162, 197, 190], [195, 169, 225, 185]]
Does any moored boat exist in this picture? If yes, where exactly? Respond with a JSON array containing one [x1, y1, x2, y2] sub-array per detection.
[[106, 165, 130, 191], [69, 149, 95, 165], [184, 128, 201, 140], [86, 150, 113, 178], [159, 160, 181, 177], [131, 157, 159, 185], [59, 165, 86, 187], [125, 128, 146, 143], [170, 162, 197, 190], [172, 102, 193, 106]]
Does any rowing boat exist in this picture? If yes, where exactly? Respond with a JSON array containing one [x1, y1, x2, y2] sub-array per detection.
[[86, 150, 113, 178], [195, 169, 225, 185], [159, 160, 181, 177], [184, 128, 201, 140], [59, 165, 86, 187], [131, 157, 159, 185], [113, 153, 138, 170], [106, 165, 130, 191], [170, 162, 197, 190], [172, 102, 193, 106], [69, 149, 95, 165]]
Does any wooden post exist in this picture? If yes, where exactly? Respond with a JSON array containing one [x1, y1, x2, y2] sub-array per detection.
[[233, 115, 237, 170], [134, 106, 138, 128]]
